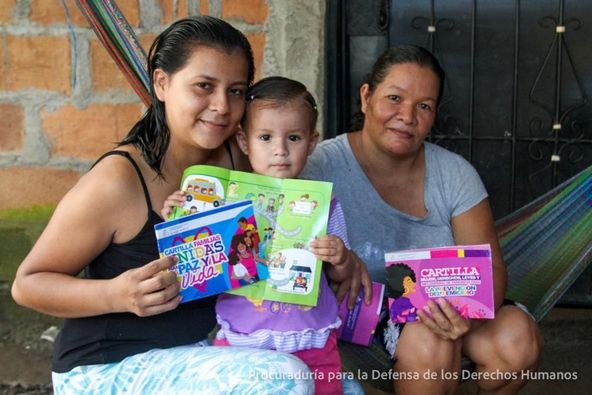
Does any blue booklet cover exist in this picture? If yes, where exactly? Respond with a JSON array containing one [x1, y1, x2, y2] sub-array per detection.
[[154, 200, 269, 303]]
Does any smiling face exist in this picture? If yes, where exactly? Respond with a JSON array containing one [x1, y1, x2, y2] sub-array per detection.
[[237, 99, 319, 179], [154, 46, 249, 151], [236, 240, 247, 253], [360, 62, 440, 157], [402, 276, 416, 295], [244, 234, 252, 247]]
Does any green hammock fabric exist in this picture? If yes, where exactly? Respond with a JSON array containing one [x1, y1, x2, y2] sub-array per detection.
[[501, 166, 592, 321]]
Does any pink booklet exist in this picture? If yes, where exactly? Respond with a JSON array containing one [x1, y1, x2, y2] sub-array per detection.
[[385, 244, 494, 323], [336, 282, 385, 346]]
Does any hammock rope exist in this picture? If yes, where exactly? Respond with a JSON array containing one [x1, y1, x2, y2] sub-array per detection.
[[76, 0, 151, 106]]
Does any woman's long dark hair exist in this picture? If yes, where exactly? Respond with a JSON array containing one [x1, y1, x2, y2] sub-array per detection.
[[119, 16, 255, 177]]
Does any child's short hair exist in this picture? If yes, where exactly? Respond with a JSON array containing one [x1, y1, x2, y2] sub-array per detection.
[[243, 76, 318, 131]]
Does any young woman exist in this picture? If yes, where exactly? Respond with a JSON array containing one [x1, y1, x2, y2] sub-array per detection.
[[12, 16, 312, 394], [301, 44, 542, 395]]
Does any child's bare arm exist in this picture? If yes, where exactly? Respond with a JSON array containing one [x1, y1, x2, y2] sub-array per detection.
[[309, 235, 354, 283], [161, 190, 186, 220]]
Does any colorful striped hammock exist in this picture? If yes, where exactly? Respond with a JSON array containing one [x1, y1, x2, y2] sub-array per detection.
[[500, 166, 592, 321], [75, 0, 592, 323], [75, 0, 151, 106]]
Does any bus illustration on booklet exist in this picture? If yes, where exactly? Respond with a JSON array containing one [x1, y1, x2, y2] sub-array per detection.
[[169, 165, 333, 307], [385, 244, 494, 323], [154, 200, 269, 303]]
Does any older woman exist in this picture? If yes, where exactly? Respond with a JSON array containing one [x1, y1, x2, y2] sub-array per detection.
[[302, 44, 541, 395]]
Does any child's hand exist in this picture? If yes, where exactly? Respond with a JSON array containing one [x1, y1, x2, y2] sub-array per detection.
[[161, 190, 186, 220], [309, 235, 348, 266], [311, 235, 355, 286]]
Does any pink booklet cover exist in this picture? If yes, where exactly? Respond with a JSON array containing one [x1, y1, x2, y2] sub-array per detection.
[[336, 282, 385, 346], [385, 244, 494, 323]]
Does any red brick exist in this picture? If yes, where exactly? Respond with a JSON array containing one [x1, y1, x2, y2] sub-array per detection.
[[0, 104, 24, 151], [247, 32, 265, 80], [30, 0, 89, 27], [139, 33, 158, 56], [199, 0, 209, 15], [41, 104, 143, 159], [116, 0, 141, 27], [91, 38, 135, 92], [222, 0, 268, 24], [160, 0, 174, 24], [160, 0, 189, 24], [0, 167, 81, 210], [139, 32, 157, 83], [30, 0, 139, 27], [179, 0, 189, 19], [0, 0, 16, 24], [5, 36, 71, 94], [0, 38, 6, 91]]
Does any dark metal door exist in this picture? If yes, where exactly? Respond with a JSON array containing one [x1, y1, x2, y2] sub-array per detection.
[[325, 0, 592, 304]]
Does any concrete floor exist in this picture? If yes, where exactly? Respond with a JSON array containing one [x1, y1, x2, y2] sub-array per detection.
[[505, 306, 592, 395], [1, 299, 590, 394]]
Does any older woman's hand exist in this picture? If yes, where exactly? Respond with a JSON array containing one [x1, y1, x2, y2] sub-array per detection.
[[331, 253, 373, 309], [416, 298, 471, 340]]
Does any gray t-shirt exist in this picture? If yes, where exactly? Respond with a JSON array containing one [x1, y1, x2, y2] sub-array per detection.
[[301, 133, 488, 282]]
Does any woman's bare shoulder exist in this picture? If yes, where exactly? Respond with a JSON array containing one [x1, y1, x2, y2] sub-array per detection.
[[83, 148, 147, 199], [60, 149, 149, 233]]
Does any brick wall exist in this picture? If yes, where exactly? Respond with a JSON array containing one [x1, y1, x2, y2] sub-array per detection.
[[0, 0, 274, 210]]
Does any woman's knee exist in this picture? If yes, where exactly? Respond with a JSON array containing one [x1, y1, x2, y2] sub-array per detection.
[[490, 307, 542, 370], [396, 324, 459, 370]]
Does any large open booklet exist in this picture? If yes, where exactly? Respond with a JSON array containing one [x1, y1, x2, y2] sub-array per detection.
[[171, 165, 333, 306]]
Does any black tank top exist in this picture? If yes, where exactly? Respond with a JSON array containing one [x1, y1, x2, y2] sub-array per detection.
[[52, 151, 216, 373]]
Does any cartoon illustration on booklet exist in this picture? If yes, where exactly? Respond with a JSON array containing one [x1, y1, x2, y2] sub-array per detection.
[[385, 244, 495, 323], [170, 165, 333, 306], [154, 200, 269, 303]]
